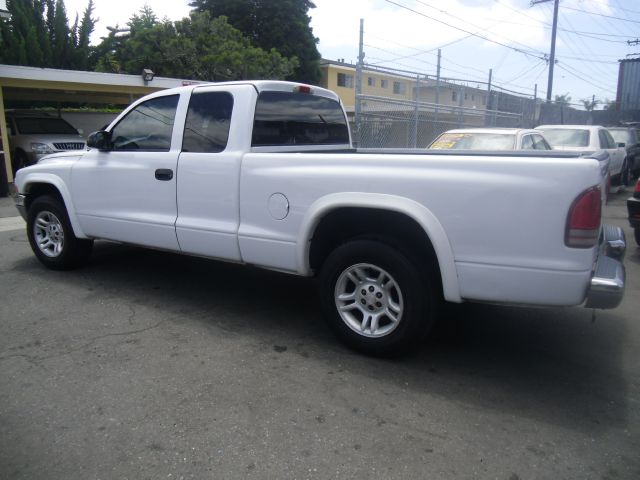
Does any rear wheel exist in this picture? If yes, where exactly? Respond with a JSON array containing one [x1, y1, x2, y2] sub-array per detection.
[[27, 195, 93, 270], [635, 228, 640, 247], [319, 239, 438, 356]]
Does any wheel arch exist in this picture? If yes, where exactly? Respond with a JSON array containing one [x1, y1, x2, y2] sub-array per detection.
[[297, 193, 461, 303], [21, 175, 87, 239]]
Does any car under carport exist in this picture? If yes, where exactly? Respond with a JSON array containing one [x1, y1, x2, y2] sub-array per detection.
[[0, 64, 200, 194]]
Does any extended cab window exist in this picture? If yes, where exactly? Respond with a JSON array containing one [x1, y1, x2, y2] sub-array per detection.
[[252, 92, 349, 147], [182, 91, 233, 153], [521, 135, 534, 150], [111, 95, 179, 151], [531, 134, 550, 150]]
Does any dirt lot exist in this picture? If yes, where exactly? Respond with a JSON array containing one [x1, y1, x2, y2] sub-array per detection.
[[1, 190, 639, 479]]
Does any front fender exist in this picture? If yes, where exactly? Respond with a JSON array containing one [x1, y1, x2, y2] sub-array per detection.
[[19, 172, 88, 239], [296, 192, 461, 303]]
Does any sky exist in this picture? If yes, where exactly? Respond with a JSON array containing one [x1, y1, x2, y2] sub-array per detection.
[[61, 0, 639, 109]]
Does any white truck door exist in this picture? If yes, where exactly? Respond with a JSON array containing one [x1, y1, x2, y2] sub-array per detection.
[[175, 85, 256, 260], [71, 93, 184, 250]]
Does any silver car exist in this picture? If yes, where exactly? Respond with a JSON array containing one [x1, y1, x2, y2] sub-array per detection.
[[5, 111, 86, 173]]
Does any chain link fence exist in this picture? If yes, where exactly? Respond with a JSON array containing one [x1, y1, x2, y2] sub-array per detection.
[[355, 94, 536, 148], [353, 65, 539, 148]]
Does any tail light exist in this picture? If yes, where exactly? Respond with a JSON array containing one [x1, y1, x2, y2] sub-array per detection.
[[565, 186, 601, 248], [634, 179, 640, 199]]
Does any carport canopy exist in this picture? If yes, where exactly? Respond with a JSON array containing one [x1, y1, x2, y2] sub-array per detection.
[[0, 64, 199, 183]]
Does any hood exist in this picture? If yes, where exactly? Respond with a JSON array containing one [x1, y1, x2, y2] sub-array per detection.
[[17, 133, 84, 143], [36, 150, 86, 164]]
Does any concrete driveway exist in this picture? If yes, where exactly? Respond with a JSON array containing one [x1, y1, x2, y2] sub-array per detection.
[[0, 191, 638, 479]]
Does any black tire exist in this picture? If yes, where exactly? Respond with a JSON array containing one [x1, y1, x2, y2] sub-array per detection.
[[319, 239, 438, 356], [26, 195, 93, 270], [635, 228, 640, 247]]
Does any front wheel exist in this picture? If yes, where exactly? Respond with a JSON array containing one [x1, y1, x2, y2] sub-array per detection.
[[319, 239, 438, 356], [27, 195, 93, 270]]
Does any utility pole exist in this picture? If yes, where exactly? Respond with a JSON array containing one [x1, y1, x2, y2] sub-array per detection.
[[413, 74, 420, 148], [355, 18, 364, 147], [435, 49, 441, 123], [486, 68, 492, 126], [533, 83, 538, 125], [532, 0, 559, 103]]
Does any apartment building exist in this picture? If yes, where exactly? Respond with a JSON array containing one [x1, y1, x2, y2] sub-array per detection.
[[319, 59, 488, 112]]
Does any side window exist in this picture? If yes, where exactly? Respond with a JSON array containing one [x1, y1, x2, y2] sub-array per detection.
[[521, 135, 534, 150], [182, 91, 233, 153], [252, 92, 350, 147], [598, 130, 610, 149], [532, 134, 551, 150], [111, 95, 179, 151], [603, 129, 616, 148]]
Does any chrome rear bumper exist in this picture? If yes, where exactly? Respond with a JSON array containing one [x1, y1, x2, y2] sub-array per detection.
[[585, 225, 626, 309]]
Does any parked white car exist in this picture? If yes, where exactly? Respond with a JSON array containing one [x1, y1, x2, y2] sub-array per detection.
[[429, 128, 551, 150], [535, 125, 626, 185]]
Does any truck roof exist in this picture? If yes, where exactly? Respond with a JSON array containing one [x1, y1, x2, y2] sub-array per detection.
[[164, 80, 341, 103]]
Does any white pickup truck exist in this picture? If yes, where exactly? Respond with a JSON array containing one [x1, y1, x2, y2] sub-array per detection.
[[14, 81, 626, 355]]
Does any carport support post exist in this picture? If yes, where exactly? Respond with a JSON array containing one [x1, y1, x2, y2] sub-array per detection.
[[0, 86, 13, 184]]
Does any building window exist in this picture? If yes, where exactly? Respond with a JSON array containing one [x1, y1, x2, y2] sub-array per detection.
[[381, 79, 388, 88], [367, 77, 376, 87], [452, 91, 458, 102], [393, 81, 406, 94], [337, 72, 354, 88], [464, 92, 468, 100], [482, 95, 486, 106], [471, 94, 475, 101]]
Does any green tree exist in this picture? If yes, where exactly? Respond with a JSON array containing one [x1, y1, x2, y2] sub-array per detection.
[[581, 97, 598, 112], [0, 0, 95, 69], [74, 0, 97, 70], [95, 8, 297, 81], [189, 0, 321, 84], [554, 93, 572, 108]]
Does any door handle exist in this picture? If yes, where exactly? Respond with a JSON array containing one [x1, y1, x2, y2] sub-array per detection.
[[155, 169, 173, 181]]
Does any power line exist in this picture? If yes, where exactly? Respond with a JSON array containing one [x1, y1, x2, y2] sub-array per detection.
[[495, 0, 636, 42], [560, 4, 640, 24], [555, 63, 616, 95], [412, 0, 545, 59], [608, 0, 640, 15], [382, 0, 547, 60]]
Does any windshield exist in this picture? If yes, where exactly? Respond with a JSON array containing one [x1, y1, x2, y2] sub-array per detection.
[[15, 117, 78, 135], [429, 132, 516, 150], [541, 129, 589, 147], [608, 129, 637, 146]]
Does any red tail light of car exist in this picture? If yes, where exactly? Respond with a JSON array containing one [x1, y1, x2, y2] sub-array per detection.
[[566, 186, 601, 248]]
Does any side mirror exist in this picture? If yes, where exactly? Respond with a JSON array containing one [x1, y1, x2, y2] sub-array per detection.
[[87, 130, 112, 151], [617, 142, 626, 148]]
